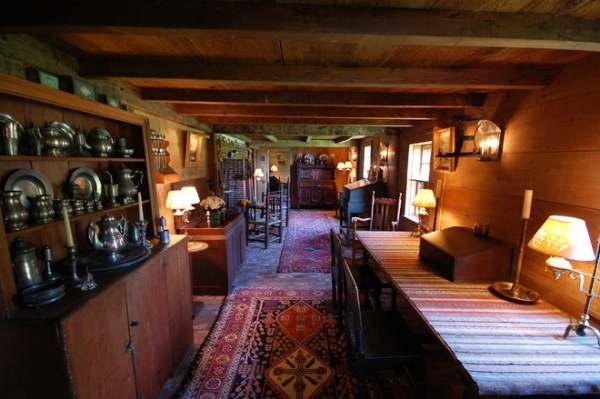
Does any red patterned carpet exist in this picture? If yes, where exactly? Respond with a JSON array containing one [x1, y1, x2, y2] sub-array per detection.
[[175, 288, 415, 399], [277, 210, 333, 273]]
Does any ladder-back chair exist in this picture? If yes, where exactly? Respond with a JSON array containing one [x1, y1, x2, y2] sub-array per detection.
[[246, 188, 283, 249]]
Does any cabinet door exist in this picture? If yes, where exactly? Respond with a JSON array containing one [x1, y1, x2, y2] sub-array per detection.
[[126, 257, 172, 399], [61, 282, 136, 399], [164, 240, 193, 365]]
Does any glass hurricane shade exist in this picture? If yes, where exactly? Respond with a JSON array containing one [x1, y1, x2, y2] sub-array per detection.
[[412, 189, 437, 209], [527, 215, 595, 270]]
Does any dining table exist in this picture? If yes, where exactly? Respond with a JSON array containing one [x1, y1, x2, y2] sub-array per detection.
[[355, 230, 600, 398]]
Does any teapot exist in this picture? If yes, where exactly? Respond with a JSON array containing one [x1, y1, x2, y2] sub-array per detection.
[[87, 127, 114, 157], [87, 213, 127, 262], [116, 163, 144, 204]]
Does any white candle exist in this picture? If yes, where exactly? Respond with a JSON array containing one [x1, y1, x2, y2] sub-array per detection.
[[62, 205, 75, 247], [435, 179, 442, 198], [522, 189, 533, 219], [138, 192, 144, 221]]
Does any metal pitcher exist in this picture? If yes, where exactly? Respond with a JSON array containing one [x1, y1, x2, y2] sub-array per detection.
[[0, 113, 25, 155]]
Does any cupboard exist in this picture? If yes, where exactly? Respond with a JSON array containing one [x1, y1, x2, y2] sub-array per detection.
[[0, 73, 192, 397], [295, 164, 337, 209]]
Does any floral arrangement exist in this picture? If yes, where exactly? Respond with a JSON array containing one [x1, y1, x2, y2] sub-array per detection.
[[200, 194, 225, 210]]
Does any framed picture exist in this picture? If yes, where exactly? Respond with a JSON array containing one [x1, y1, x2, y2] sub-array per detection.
[[184, 131, 202, 167], [433, 126, 456, 172]]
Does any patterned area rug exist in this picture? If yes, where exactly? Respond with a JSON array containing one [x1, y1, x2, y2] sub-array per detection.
[[174, 288, 415, 399], [277, 210, 333, 273]]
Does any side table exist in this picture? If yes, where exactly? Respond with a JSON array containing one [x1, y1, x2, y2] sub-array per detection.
[[188, 240, 208, 318]]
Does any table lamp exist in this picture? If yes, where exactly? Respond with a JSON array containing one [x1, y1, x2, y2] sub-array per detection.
[[527, 215, 599, 346], [166, 189, 192, 234], [253, 168, 264, 202], [411, 189, 436, 236]]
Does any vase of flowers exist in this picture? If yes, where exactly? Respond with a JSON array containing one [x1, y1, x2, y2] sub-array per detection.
[[200, 194, 225, 226]]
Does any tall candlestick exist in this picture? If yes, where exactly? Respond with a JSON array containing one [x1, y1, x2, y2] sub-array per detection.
[[62, 205, 75, 247], [138, 192, 144, 221], [522, 189, 533, 219]]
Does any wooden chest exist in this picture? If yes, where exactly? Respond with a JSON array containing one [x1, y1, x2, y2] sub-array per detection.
[[419, 226, 513, 282]]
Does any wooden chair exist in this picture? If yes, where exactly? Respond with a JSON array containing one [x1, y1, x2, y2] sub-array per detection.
[[281, 177, 291, 226], [350, 191, 401, 309], [330, 228, 386, 312], [246, 188, 283, 249], [342, 258, 426, 399], [351, 191, 402, 262]]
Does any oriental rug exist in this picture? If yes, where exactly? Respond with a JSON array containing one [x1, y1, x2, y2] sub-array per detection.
[[277, 210, 333, 274], [174, 288, 415, 399]]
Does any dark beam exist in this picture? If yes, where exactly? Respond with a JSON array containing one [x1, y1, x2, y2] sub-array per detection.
[[142, 89, 486, 108], [3, 2, 600, 52], [175, 104, 439, 120], [80, 60, 551, 90], [198, 115, 414, 126]]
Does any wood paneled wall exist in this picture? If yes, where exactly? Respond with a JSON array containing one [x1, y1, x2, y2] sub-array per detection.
[[399, 54, 600, 325]]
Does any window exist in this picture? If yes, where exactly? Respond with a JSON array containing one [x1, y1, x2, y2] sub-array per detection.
[[405, 141, 432, 220], [362, 145, 371, 179]]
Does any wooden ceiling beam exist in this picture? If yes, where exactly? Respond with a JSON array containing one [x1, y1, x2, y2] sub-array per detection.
[[197, 115, 414, 126], [142, 89, 486, 108], [80, 60, 551, 90], [3, 2, 600, 52], [175, 104, 439, 119]]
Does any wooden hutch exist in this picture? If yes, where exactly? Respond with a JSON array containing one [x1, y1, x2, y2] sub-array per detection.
[[295, 163, 337, 209], [0, 74, 193, 398]]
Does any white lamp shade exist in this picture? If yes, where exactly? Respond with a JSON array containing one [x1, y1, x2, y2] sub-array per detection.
[[166, 190, 190, 214], [527, 215, 595, 261], [343, 161, 353, 170], [411, 189, 437, 208], [181, 186, 200, 205], [253, 168, 264, 178], [270, 165, 278, 172], [336, 162, 345, 170]]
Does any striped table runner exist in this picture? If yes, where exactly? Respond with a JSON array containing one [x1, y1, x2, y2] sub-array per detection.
[[356, 231, 600, 397]]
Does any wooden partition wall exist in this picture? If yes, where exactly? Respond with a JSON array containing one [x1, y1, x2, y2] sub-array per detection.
[[398, 54, 600, 325]]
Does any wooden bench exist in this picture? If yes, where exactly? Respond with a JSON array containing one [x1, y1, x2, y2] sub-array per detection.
[[342, 257, 426, 398]]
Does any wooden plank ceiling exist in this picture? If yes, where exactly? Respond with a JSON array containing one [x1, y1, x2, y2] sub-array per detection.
[[2, 0, 600, 146]]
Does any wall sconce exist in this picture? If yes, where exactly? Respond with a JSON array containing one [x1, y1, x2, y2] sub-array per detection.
[[380, 143, 389, 163], [527, 215, 599, 347], [411, 189, 436, 236], [447, 115, 503, 161]]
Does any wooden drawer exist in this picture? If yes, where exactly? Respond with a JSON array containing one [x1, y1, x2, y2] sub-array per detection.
[[419, 226, 513, 282]]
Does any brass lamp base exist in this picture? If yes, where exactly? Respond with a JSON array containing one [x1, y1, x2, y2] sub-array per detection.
[[490, 281, 540, 304]]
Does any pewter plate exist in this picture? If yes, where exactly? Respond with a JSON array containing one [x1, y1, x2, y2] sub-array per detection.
[[4, 169, 54, 208], [69, 167, 102, 200]]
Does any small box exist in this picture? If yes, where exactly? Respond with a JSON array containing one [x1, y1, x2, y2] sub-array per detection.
[[419, 226, 513, 282], [58, 75, 96, 101], [25, 68, 59, 89], [97, 94, 121, 108]]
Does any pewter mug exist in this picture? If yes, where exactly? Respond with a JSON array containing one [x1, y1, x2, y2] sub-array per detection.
[[10, 237, 43, 291], [28, 194, 55, 224], [0, 113, 25, 155], [1, 190, 29, 231]]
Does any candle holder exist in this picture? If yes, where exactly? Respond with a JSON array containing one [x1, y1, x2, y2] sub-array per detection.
[[137, 219, 153, 249], [65, 245, 83, 289], [80, 263, 97, 291]]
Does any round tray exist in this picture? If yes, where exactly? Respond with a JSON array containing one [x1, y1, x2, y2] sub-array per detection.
[[20, 280, 65, 307], [77, 246, 151, 272]]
